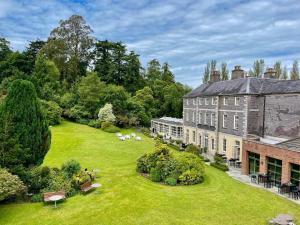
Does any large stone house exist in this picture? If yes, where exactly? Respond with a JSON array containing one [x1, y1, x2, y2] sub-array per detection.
[[183, 66, 300, 164]]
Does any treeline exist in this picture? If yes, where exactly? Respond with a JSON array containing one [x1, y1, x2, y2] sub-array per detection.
[[202, 59, 299, 82], [0, 15, 191, 127]]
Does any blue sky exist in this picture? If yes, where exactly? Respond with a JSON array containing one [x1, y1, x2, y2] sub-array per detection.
[[0, 0, 300, 87]]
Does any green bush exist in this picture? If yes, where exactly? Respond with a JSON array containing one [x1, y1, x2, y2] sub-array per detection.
[[136, 154, 148, 173], [175, 140, 182, 145], [0, 168, 26, 201], [136, 144, 205, 186], [185, 144, 200, 156], [101, 121, 110, 129], [88, 119, 100, 128], [214, 154, 224, 164], [179, 169, 204, 185], [102, 124, 121, 133], [149, 168, 161, 182], [61, 159, 81, 179], [31, 193, 43, 202], [167, 143, 181, 152], [40, 100, 62, 125], [210, 162, 229, 171], [165, 177, 177, 186]]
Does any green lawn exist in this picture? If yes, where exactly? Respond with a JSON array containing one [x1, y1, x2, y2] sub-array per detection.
[[0, 121, 299, 225]]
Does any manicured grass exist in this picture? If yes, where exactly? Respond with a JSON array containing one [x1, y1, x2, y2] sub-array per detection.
[[0, 121, 299, 225]]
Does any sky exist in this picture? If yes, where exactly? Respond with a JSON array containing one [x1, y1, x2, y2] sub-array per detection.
[[0, 0, 300, 87]]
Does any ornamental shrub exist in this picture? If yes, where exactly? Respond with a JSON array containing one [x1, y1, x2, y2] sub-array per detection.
[[165, 177, 177, 186], [0, 79, 51, 167], [149, 168, 161, 182], [88, 119, 101, 128], [185, 144, 200, 156], [210, 162, 229, 171], [61, 159, 81, 179], [136, 154, 148, 173], [101, 121, 110, 129], [40, 100, 62, 125], [98, 103, 116, 124], [179, 169, 204, 185], [0, 168, 26, 201]]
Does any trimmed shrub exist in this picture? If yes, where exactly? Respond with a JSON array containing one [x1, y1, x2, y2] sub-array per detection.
[[42, 170, 73, 196], [61, 160, 81, 179], [149, 168, 161, 182], [210, 162, 229, 171], [165, 177, 177, 186], [179, 169, 204, 185]]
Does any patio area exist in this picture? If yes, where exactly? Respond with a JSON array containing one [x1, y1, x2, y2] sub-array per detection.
[[227, 167, 300, 205]]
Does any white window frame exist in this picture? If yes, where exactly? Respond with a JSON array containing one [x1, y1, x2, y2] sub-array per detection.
[[223, 114, 227, 128], [211, 113, 215, 126], [235, 97, 240, 106], [192, 131, 196, 142], [187, 99, 189, 105], [186, 111, 189, 122], [198, 113, 202, 124], [204, 134, 208, 148], [234, 115, 239, 130], [193, 98, 196, 105], [205, 98, 209, 105], [204, 113, 209, 125], [199, 98, 202, 105], [223, 97, 228, 106], [211, 138, 215, 150], [212, 97, 217, 105], [192, 111, 195, 122]]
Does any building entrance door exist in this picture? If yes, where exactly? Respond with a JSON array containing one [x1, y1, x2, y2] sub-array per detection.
[[248, 152, 260, 175]]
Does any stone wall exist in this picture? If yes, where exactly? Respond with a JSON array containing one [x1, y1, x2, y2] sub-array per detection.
[[264, 94, 300, 138], [247, 96, 264, 136]]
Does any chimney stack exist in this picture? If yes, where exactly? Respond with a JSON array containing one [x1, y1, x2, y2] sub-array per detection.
[[231, 65, 245, 80], [210, 70, 221, 82], [263, 67, 276, 79]]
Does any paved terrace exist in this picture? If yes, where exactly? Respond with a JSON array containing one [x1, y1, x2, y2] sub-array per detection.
[[227, 167, 300, 205]]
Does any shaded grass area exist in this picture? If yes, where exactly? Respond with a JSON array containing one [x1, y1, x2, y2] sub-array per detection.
[[0, 121, 299, 225]]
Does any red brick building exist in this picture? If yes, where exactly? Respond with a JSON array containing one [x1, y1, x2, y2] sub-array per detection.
[[242, 137, 300, 186]]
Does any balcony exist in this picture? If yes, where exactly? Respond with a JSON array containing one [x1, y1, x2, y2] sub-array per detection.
[[197, 124, 216, 131]]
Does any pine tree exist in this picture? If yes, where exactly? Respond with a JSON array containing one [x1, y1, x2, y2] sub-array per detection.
[[0, 79, 51, 166], [290, 60, 299, 80], [161, 63, 175, 83]]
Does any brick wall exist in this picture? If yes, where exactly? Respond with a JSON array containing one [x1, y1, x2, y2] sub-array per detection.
[[242, 140, 300, 183]]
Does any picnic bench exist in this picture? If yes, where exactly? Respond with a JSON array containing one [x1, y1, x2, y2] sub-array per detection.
[[80, 181, 94, 193], [43, 191, 66, 202]]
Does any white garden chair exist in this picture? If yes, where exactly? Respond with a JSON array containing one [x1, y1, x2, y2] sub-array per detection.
[[119, 136, 126, 141], [125, 135, 131, 139]]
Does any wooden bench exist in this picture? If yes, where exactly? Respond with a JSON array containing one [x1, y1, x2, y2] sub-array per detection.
[[43, 191, 66, 202], [80, 181, 94, 193]]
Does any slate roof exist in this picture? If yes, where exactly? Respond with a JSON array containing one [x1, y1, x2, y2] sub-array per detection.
[[276, 137, 300, 153], [152, 117, 183, 126], [184, 77, 300, 98]]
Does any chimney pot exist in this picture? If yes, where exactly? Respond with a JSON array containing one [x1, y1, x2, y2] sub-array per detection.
[[231, 65, 245, 79], [263, 67, 276, 79]]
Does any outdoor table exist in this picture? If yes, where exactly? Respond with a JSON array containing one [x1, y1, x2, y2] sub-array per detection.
[[271, 214, 293, 225], [235, 161, 241, 168], [49, 195, 64, 208]]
